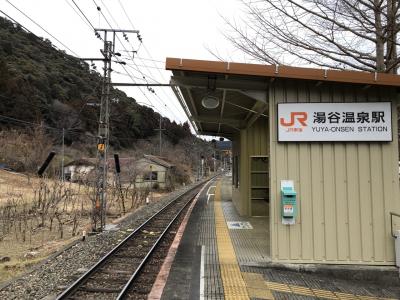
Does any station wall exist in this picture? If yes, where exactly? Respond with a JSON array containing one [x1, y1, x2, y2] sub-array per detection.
[[231, 118, 269, 216], [269, 80, 400, 265]]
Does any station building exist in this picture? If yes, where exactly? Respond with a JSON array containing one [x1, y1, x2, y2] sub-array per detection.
[[166, 57, 400, 266]]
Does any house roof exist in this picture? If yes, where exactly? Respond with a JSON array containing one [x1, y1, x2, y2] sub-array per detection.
[[64, 158, 96, 168], [143, 155, 174, 168], [166, 57, 400, 137], [64, 157, 136, 169]]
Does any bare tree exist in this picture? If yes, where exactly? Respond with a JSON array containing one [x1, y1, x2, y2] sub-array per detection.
[[224, 0, 399, 73]]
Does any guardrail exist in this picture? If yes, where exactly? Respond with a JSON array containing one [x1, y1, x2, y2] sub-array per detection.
[[390, 212, 400, 238]]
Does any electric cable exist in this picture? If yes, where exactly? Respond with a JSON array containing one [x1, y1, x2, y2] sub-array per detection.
[[70, 0, 97, 31], [93, 0, 182, 121], [115, 1, 185, 120], [5, 0, 80, 57], [64, 0, 93, 32]]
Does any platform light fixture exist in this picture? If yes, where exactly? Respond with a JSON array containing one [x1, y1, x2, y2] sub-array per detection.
[[201, 95, 219, 109], [201, 76, 219, 109]]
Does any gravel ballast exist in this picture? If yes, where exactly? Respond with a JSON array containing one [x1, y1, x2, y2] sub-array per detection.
[[0, 180, 206, 300]]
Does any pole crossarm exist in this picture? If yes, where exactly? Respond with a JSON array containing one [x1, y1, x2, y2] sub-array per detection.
[[80, 58, 108, 61], [111, 83, 174, 87], [94, 28, 139, 33]]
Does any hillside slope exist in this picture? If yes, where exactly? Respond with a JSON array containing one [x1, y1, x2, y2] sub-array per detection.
[[0, 17, 191, 148]]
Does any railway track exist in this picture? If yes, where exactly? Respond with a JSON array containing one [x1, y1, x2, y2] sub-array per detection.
[[56, 182, 206, 300]]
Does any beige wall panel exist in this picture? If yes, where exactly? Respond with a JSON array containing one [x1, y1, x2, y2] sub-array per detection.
[[288, 144, 302, 259], [381, 94, 400, 260], [345, 143, 363, 260], [320, 87, 338, 261], [357, 143, 374, 262], [342, 87, 363, 261], [269, 80, 399, 265], [299, 144, 313, 260], [297, 86, 314, 260], [333, 143, 349, 261], [309, 85, 326, 261], [322, 144, 338, 261], [370, 143, 386, 261], [331, 87, 349, 261], [269, 92, 279, 260], [272, 83, 290, 260], [285, 82, 303, 259]]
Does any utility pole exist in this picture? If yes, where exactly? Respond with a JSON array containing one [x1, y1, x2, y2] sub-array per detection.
[[201, 156, 204, 178], [154, 115, 165, 156], [89, 28, 139, 232], [213, 150, 216, 173], [61, 128, 65, 182]]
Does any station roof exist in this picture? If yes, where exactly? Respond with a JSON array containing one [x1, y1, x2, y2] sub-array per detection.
[[166, 57, 400, 137]]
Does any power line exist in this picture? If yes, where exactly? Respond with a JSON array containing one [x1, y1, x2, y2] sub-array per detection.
[[64, 0, 93, 32], [71, 0, 97, 31], [88, 1, 163, 116], [92, 1, 182, 121], [118, 0, 136, 30], [115, 1, 185, 120], [5, 0, 80, 57]]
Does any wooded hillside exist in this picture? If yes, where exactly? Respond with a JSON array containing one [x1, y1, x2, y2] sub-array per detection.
[[0, 17, 191, 149]]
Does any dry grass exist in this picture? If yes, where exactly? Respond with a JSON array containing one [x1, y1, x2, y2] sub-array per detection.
[[0, 169, 158, 284]]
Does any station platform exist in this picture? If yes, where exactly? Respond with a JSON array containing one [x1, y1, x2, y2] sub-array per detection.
[[155, 175, 400, 300]]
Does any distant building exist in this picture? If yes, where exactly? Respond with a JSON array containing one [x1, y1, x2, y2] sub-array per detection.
[[64, 158, 96, 182], [134, 155, 175, 190], [63, 155, 175, 190]]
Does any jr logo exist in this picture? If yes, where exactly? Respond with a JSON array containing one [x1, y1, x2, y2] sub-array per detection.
[[280, 112, 308, 127]]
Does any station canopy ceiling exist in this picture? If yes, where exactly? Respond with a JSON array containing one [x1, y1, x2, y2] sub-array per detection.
[[166, 57, 400, 138], [166, 58, 269, 138]]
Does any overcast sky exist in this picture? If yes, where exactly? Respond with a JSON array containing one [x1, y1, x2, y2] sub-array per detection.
[[1, 0, 246, 136]]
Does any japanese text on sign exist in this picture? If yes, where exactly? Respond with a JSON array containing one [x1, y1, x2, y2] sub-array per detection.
[[278, 102, 392, 142]]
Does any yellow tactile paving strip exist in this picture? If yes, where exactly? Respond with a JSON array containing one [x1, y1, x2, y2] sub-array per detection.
[[214, 178, 398, 300], [214, 180, 250, 300], [241, 272, 397, 300]]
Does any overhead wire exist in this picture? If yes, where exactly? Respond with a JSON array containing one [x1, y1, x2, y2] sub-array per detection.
[[96, 1, 183, 122], [70, 0, 97, 31], [0, 0, 191, 149], [90, 1, 173, 119], [66, 1, 167, 127], [64, 0, 93, 32], [115, 0, 186, 122], [1, 2, 189, 146], [5, 0, 80, 57]]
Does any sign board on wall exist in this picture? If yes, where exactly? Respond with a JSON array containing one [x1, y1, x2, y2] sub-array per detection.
[[277, 102, 392, 142]]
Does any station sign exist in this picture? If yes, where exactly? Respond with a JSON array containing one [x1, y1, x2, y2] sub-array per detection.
[[277, 102, 392, 142]]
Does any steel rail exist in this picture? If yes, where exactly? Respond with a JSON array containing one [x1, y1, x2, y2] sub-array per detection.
[[116, 190, 195, 299], [56, 181, 206, 300]]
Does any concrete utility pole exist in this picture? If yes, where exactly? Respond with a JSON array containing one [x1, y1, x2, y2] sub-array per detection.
[[154, 115, 165, 156], [90, 28, 139, 232]]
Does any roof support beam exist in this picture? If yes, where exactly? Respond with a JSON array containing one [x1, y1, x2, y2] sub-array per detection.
[[185, 87, 203, 132], [244, 101, 269, 129], [191, 115, 245, 128], [218, 88, 227, 135], [246, 105, 268, 129], [171, 86, 199, 134], [171, 76, 268, 91]]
